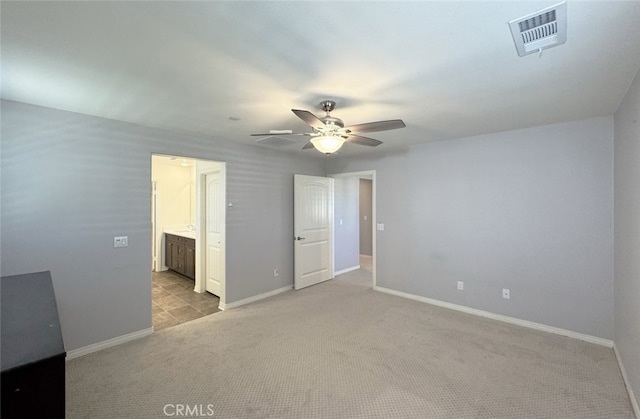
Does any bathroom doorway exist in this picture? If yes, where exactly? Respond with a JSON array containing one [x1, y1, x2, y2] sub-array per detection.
[[150, 154, 226, 330]]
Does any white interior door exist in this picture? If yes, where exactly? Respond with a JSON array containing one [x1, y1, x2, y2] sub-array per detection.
[[205, 171, 224, 296], [294, 174, 334, 290]]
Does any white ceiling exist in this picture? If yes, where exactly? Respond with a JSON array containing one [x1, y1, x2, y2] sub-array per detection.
[[2, 1, 640, 158]]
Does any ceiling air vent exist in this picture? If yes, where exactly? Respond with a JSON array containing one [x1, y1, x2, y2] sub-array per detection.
[[509, 1, 567, 57]]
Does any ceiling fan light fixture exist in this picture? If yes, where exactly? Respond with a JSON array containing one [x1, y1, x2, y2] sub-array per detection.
[[311, 136, 345, 154], [252, 100, 405, 153]]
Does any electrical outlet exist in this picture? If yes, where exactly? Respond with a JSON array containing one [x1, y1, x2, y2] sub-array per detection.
[[502, 288, 510, 299], [457, 281, 464, 291], [114, 236, 128, 248], [273, 269, 279, 277]]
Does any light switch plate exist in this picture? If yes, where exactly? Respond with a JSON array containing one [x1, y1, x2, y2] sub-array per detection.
[[114, 236, 128, 248], [376, 223, 385, 231]]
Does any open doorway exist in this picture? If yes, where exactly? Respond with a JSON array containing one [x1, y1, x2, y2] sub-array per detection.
[[151, 154, 226, 331], [330, 170, 376, 288], [359, 177, 373, 274]]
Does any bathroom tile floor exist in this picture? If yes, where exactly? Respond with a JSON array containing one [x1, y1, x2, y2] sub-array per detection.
[[152, 270, 220, 331]]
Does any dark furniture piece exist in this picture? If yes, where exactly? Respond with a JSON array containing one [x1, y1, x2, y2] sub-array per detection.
[[165, 233, 196, 279], [1, 271, 66, 419]]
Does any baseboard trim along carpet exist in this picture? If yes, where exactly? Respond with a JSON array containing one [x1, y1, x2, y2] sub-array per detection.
[[220, 285, 292, 311], [374, 285, 614, 348], [614, 343, 640, 418], [65, 327, 154, 360], [334, 265, 360, 276], [67, 286, 294, 359]]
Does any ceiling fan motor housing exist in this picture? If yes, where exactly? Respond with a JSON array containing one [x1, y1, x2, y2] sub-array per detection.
[[320, 116, 344, 129], [318, 100, 343, 133]]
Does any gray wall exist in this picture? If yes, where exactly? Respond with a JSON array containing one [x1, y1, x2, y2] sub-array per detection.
[[614, 68, 640, 404], [359, 178, 373, 256], [1, 98, 627, 359], [333, 177, 360, 272], [327, 117, 614, 339], [0, 100, 324, 351]]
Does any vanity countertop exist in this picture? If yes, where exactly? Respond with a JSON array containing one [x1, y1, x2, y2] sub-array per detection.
[[164, 229, 196, 239]]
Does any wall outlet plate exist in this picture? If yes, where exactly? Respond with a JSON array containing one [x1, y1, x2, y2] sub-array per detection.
[[457, 281, 464, 291], [502, 288, 510, 299]]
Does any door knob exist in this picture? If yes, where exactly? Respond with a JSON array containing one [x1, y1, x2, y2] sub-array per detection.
[[294, 236, 306, 241]]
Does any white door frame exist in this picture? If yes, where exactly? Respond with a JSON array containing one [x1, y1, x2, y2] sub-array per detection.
[[151, 180, 158, 271], [195, 163, 226, 309], [328, 170, 376, 288]]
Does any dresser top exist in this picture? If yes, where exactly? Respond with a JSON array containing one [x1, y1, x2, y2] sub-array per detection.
[[1, 271, 65, 371]]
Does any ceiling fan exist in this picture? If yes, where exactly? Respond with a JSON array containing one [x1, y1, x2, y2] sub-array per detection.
[[251, 100, 405, 154]]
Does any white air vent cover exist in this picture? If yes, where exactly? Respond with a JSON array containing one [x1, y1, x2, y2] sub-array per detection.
[[509, 1, 567, 57], [255, 136, 298, 147]]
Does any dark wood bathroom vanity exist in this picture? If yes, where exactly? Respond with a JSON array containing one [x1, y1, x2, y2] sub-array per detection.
[[165, 233, 196, 279]]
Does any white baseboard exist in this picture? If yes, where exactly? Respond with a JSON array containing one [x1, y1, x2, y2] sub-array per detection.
[[65, 327, 154, 360], [614, 343, 640, 418], [335, 265, 360, 276], [374, 285, 614, 348], [220, 285, 292, 310]]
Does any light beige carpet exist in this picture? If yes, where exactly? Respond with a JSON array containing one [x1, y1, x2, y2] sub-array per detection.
[[66, 270, 635, 418]]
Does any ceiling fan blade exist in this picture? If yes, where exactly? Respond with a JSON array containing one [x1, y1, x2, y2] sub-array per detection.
[[250, 132, 306, 136], [344, 119, 405, 134], [302, 141, 315, 150], [292, 109, 325, 130], [345, 134, 383, 147]]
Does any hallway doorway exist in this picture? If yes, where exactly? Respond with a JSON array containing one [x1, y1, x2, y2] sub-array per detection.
[[330, 170, 376, 288]]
